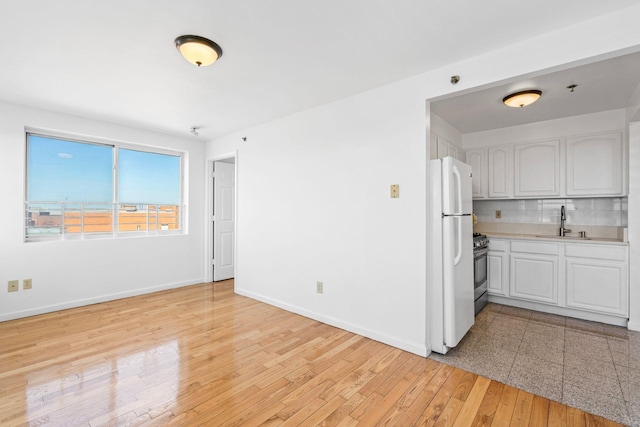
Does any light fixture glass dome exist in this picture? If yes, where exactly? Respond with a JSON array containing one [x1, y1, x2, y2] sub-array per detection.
[[175, 35, 223, 67], [503, 90, 542, 108]]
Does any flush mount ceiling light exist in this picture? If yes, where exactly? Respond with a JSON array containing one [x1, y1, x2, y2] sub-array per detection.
[[502, 90, 542, 108], [175, 35, 223, 67]]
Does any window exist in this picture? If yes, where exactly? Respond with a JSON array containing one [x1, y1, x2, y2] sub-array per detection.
[[25, 132, 184, 241]]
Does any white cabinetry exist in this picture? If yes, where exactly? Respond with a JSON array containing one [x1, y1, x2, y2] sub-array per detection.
[[467, 129, 626, 199], [487, 239, 508, 296], [430, 134, 465, 162], [437, 137, 448, 160], [514, 140, 561, 197], [510, 241, 559, 304], [486, 237, 629, 324], [566, 132, 623, 196], [565, 244, 628, 316], [466, 148, 487, 199], [487, 145, 513, 198], [429, 132, 438, 160]]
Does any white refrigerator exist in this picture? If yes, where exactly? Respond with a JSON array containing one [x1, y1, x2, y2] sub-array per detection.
[[430, 156, 474, 354]]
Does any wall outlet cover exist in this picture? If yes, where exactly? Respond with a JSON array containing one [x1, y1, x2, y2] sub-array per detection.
[[8, 280, 19, 292], [23, 279, 32, 290], [496, 210, 502, 219], [316, 281, 323, 294]]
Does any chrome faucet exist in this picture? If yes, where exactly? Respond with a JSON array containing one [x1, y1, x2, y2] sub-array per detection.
[[560, 205, 571, 236]]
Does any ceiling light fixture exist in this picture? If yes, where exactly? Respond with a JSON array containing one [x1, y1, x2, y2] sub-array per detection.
[[175, 35, 223, 67], [502, 90, 542, 108]]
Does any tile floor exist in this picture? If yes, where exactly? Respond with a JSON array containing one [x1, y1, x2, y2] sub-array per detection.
[[429, 303, 640, 426]]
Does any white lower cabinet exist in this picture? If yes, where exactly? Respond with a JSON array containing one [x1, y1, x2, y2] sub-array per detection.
[[487, 239, 508, 296], [510, 241, 559, 304], [486, 238, 629, 322], [565, 244, 628, 316]]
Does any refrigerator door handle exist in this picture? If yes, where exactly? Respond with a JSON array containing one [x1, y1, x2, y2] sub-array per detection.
[[452, 165, 462, 215], [454, 216, 462, 266]]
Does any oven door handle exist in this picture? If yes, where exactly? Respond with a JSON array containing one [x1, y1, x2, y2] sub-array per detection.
[[474, 247, 489, 257]]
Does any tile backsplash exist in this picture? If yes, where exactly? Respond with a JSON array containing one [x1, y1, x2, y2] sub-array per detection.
[[473, 197, 628, 227]]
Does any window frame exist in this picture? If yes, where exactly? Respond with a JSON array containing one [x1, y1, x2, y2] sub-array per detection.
[[24, 129, 186, 242]]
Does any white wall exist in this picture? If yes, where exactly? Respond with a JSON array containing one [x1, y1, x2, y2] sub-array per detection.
[[431, 113, 463, 146], [207, 5, 640, 356], [208, 83, 430, 355], [0, 101, 206, 321], [627, 82, 640, 331], [628, 120, 640, 331]]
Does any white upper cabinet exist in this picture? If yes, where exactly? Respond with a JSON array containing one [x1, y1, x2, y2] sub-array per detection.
[[466, 148, 487, 199], [437, 137, 448, 160], [487, 145, 513, 198], [429, 132, 438, 160], [514, 140, 561, 197], [566, 132, 623, 196], [430, 134, 465, 162]]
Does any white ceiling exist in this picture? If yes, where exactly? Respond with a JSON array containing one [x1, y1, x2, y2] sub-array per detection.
[[1, 1, 640, 140], [431, 51, 640, 134]]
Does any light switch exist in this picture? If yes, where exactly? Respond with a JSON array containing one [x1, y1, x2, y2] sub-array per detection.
[[496, 210, 502, 219], [390, 184, 399, 198]]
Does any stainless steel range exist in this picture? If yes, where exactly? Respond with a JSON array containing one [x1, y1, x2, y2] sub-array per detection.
[[473, 233, 489, 314]]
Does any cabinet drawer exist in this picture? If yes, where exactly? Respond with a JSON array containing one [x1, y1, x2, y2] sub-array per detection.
[[565, 244, 627, 261], [488, 239, 508, 251], [511, 240, 559, 255]]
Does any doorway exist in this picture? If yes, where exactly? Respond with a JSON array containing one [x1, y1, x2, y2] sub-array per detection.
[[207, 155, 236, 282]]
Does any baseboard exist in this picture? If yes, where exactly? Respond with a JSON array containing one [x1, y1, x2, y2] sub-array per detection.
[[628, 320, 640, 332], [0, 278, 205, 322], [235, 287, 428, 357], [487, 295, 628, 327]]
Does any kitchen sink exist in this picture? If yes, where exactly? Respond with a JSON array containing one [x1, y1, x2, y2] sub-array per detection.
[[535, 235, 591, 240]]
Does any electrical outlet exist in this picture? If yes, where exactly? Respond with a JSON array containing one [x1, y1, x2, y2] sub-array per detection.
[[316, 281, 323, 294], [495, 210, 502, 219], [8, 280, 19, 292], [23, 279, 32, 290], [390, 184, 399, 199]]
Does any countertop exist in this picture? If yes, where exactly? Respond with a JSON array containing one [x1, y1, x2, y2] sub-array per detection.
[[483, 232, 627, 245]]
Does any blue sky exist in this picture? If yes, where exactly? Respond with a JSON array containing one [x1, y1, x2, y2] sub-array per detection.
[[27, 135, 180, 204]]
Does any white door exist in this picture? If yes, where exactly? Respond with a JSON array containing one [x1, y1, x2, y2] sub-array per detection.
[[213, 161, 235, 281]]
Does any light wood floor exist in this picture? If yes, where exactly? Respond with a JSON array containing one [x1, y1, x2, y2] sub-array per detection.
[[0, 281, 624, 426]]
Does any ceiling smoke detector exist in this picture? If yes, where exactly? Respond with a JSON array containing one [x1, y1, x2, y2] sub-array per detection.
[[190, 127, 199, 136]]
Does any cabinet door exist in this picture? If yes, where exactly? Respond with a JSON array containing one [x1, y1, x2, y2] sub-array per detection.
[[429, 133, 438, 160], [437, 138, 448, 160], [488, 251, 508, 296], [510, 253, 558, 304], [566, 132, 623, 196], [566, 258, 628, 316], [488, 145, 513, 198], [514, 140, 560, 197], [465, 148, 487, 199]]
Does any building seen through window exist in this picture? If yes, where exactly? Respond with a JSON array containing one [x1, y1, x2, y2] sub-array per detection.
[[25, 133, 183, 240]]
